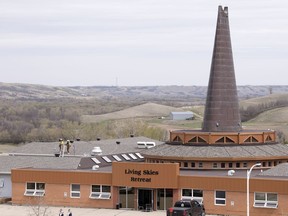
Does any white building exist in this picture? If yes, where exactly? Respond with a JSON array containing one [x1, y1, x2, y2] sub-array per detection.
[[169, 111, 193, 120]]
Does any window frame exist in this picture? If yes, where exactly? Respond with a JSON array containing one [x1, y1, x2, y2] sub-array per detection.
[[215, 190, 226, 206], [254, 192, 278, 208], [181, 188, 203, 204], [24, 182, 45, 197], [89, 185, 111, 200], [70, 184, 81, 198]]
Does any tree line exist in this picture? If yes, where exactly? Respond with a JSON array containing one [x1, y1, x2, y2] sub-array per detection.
[[0, 98, 165, 144], [240, 99, 288, 122]]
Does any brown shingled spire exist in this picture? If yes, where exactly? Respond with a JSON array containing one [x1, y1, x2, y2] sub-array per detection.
[[202, 6, 242, 132]]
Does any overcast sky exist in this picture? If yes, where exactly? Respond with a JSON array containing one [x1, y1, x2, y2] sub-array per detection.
[[0, 0, 287, 86]]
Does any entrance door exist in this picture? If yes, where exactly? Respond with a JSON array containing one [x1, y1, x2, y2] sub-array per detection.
[[138, 189, 153, 211], [157, 189, 173, 210]]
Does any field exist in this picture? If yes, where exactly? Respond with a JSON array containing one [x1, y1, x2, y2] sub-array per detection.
[[80, 93, 288, 142]]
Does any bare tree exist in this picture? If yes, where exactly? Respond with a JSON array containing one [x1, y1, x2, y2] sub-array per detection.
[[26, 196, 51, 216]]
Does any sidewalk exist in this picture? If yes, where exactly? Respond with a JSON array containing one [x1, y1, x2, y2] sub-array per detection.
[[0, 203, 166, 216], [0, 203, 218, 216]]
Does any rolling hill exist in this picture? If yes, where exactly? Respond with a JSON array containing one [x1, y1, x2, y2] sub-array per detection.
[[2, 82, 288, 102], [81, 102, 186, 123]]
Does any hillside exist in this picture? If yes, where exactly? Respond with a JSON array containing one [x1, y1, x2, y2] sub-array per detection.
[[1, 82, 288, 144], [248, 107, 288, 124], [81, 102, 185, 123], [1, 82, 288, 102], [240, 93, 288, 109]]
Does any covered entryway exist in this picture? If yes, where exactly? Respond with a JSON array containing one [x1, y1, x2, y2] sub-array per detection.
[[138, 189, 153, 211]]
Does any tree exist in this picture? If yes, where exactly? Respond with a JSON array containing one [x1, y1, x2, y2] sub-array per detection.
[[26, 196, 51, 216]]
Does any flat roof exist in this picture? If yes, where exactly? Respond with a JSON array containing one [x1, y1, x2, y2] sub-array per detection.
[[0, 136, 164, 173], [0, 155, 81, 173], [7, 136, 164, 157]]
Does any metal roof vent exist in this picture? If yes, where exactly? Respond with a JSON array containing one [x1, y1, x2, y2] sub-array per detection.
[[92, 165, 99, 170], [91, 147, 102, 156]]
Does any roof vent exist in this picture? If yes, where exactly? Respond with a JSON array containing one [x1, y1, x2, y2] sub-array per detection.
[[137, 141, 156, 149], [92, 165, 99, 170], [91, 147, 102, 156], [116, 141, 121, 144]]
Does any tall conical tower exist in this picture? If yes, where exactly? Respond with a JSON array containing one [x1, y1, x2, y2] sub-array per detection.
[[167, 5, 276, 145], [202, 6, 241, 132]]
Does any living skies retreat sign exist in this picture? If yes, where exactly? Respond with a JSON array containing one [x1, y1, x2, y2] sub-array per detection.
[[112, 162, 179, 188], [125, 168, 159, 182]]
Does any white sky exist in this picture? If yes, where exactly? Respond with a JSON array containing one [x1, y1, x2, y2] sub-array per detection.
[[0, 0, 287, 86]]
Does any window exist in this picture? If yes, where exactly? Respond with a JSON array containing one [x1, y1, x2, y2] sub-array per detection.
[[102, 156, 111, 163], [215, 190, 226, 205], [70, 184, 80, 198], [135, 153, 144, 159], [121, 154, 131, 161], [229, 163, 233, 168], [198, 162, 203, 168], [221, 163, 225, 168], [236, 162, 240, 168], [191, 162, 195, 168], [128, 153, 137, 160], [243, 162, 247, 168], [113, 155, 122, 161], [213, 163, 218, 168], [254, 192, 278, 208], [184, 162, 188, 168], [91, 158, 101, 164], [90, 185, 111, 199], [181, 189, 203, 204], [24, 182, 45, 196]]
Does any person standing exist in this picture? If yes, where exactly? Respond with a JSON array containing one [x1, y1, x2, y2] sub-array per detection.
[[59, 209, 64, 216], [67, 209, 72, 216]]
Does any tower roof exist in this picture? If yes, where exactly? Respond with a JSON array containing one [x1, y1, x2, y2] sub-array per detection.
[[202, 6, 242, 132]]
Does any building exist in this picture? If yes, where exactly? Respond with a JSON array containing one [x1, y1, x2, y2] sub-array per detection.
[[169, 111, 194, 120], [0, 136, 162, 199], [8, 6, 288, 216]]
